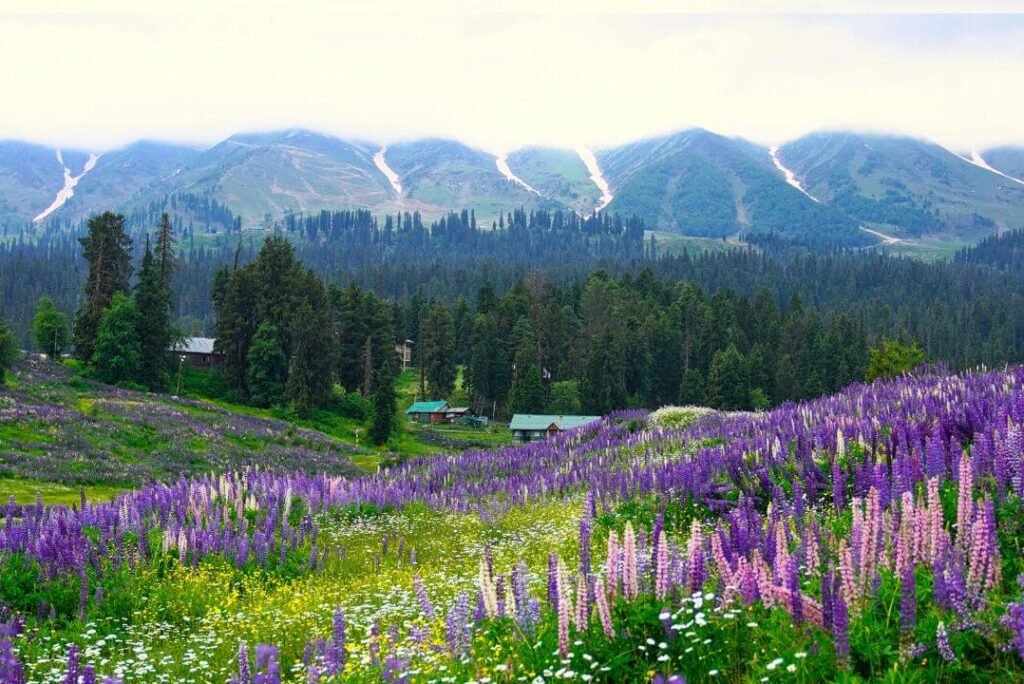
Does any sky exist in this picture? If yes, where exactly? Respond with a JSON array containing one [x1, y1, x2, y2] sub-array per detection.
[[2, 0, 1024, 153]]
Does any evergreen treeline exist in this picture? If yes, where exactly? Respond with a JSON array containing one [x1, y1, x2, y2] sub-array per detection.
[[67, 212, 178, 391], [955, 228, 1024, 273], [409, 272, 870, 415]]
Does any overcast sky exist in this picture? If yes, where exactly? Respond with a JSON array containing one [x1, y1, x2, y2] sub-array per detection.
[[2, 0, 1023, 153]]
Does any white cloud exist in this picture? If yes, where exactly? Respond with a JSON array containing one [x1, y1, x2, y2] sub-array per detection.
[[1, 2, 1022, 152]]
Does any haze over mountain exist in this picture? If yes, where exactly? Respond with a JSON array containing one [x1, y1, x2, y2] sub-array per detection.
[[1, 125, 1023, 250]]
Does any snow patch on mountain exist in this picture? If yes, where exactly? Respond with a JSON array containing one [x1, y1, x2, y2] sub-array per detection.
[[967, 150, 1024, 187], [575, 146, 613, 212], [769, 146, 818, 202], [33, 150, 101, 222], [495, 154, 540, 195], [373, 148, 403, 196]]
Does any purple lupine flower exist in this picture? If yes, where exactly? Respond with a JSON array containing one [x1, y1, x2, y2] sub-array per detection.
[[237, 643, 252, 684], [833, 590, 850, 667], [578, 514, 592, 578], [329, 607, 346, 675], [382, 653, 410, 684], [547, 553, 559, 609], [820, 571, 834, 633], [832, 460, 846, 511], [0, 639, 25, 684], [253, 644, 280, 684], [900, 563, 916, 639], [445, 592, 471, 658], [63, 644, 80, 684], [1002, 601, 1024, 662], [786, 556, 802, 625], [413, 574, 435, 619], [936, 622, 955, 662]]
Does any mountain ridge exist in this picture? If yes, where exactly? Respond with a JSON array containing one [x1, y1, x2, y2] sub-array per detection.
[[1, 127, 1022, 251]]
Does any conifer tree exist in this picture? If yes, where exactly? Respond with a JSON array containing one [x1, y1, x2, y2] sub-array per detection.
[[135, 236, 175, 390], [247, 322, 287, 407], [421, 303, 456, 399], [74, 212, 132, 362], [0, 316, 16, 384], [91, 293, 142, 385], [369, 354, 398, 445], [508, 332, 546, 413]]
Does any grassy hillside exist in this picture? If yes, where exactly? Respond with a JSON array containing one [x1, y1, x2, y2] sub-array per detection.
[[0, 355, 510, 502], [598, 129, 866, 247], [386, 138, 560, 224], [983, 146, 1024, 181], [779, 133, 1024, 239], [0, 141, 72, 227], [57, 141, 201, 222], [506, 146, 601, 214], [157, 130, 396, 226]]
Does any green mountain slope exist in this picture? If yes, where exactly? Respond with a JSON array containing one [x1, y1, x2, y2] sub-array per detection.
[[597, 129, 866, 247], [981, 147, 1024, 183], [58, 140, 201, 222], [0, 141, 88, 227], [778, 133, 1024, 238], [505, 147, 601, 215], [158, 129, 396, 226], [385, 139, 559, 225]]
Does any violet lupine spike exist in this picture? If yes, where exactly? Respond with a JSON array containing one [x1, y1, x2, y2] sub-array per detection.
[[413, 574, 435, 619], [900, 562, 916, 641], [63, 643, 80, 684], [0, 638, 25, 684], [329, 606, 346, 675], [578, 514, 592, 578], [833, 589, 850, 668], [936, 622, 955, 663], [1002, 601, 1024, 662], [237, 643, 252, 684]]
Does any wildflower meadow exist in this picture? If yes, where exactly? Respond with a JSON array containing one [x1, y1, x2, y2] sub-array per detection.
[[3, 362, 1024, 682]]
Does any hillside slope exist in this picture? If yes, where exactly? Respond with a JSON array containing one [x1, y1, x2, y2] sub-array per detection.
[[778, 132, 1024, 238], [597, 129, 867, 247], [505, 146, 602, 215], [0, 141, 90, 227], [384, 138, 561, 225]]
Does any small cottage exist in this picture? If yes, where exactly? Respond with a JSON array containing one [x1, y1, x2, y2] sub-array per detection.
[[509, 414, 600, 443], [405, 400, 449, 424], [170, 337, 223, 368]]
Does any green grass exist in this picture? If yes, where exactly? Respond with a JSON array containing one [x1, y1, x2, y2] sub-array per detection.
[[647, 230, 750, 256], [0, 477, 126, 506]]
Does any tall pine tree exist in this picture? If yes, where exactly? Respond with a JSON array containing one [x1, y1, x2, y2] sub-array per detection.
[[74, 212, 132, 362]]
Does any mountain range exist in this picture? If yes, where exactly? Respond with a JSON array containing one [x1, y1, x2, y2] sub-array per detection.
[[1, 127, 1022, 249]]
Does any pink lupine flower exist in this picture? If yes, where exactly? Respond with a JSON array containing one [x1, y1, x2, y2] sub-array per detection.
[[956, 450, 974, 554], [655, 529, 669, 600], [556, 557, 572, 658], [623, 522, 638, 600], [605, 530, 619, 598], [574, 573, 589, 632], [594, 576, 615, 639]]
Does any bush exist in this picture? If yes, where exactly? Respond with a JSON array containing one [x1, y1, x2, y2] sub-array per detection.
[[648, 405, 716, 430]]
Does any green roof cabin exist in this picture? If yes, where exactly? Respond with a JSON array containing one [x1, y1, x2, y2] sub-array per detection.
[[406, 400, 450, 424], [508, 414, 601, 443]]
